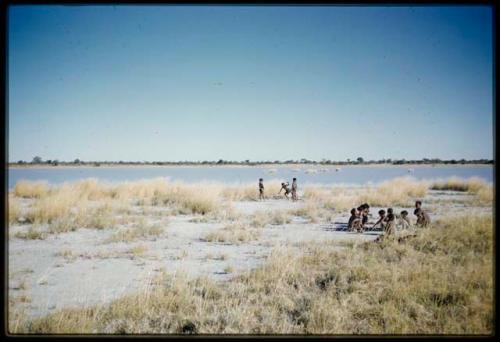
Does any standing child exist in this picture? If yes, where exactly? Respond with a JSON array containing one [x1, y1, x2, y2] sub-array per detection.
[[259, 178, 265, 200], [291, 178, 298, 201]]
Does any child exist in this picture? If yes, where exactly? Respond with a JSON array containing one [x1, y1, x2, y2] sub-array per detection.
[[384, 208, 396, 236], [361, 203, 370, 228], [399, 210, 410, 230], [279, 182, 291, 199], [370, 209, 386, 231], [347, 208, 359, 231], [291, 178, 298, 201], [415, 200, 422, 210], [259, 178, 264, 200], [414, 208, 431, 227]]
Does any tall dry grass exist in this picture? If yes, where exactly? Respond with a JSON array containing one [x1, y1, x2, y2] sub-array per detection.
[[10, 214, 493, 335], [431, 176, 484, 192], [8, 195, 21, 225], [11, 178, 224, 234], [430, 177, 493, 204], [13, 180, 50, 198], [302, 177, 429, 212]]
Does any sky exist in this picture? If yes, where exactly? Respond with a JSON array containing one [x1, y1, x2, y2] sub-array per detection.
[[8, 5, 493, 162]]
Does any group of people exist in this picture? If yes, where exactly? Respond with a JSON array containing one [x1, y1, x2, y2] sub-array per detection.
[[258, 177, 432, 237], [258, 177, 298, 201], [347, 200, 431, 235]]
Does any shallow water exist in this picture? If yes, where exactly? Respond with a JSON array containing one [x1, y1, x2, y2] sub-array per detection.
[[7, 165, 493, 189]]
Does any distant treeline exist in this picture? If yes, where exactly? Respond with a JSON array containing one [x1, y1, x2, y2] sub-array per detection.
[[9, 156, 494, 167]]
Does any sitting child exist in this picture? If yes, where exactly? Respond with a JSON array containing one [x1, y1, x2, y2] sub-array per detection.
[[384, 208, 396, 236], [361, 203, 370, 229], [414, 208, 431, 227], [370, 209, 386, 231], [347, 208, 357, 231], [348, 208, 363, 232], [356, 205, 367, 233], [399, 210, 410, 230]]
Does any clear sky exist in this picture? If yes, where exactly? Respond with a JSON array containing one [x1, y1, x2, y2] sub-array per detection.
[[8, 5, 493, 162]]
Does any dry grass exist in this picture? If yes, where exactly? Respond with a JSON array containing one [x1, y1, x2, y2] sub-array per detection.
[[303, 177, 429, 211], [14, 227, 47, 240], [203, 223, 261, 245], [206, 253, 228, 261], [247, 210, 293, 227], [224, 265, 235, 274], [10, 214, 493, 335], [431, 176, 484, 192], [8, 195, 21, 225], [104, 219, 164, 243], [431, 177, 493, 205], [13, 180, 50, 198], [55, 250, 78, 263], [476, 186, 493, 203], [129, 244, 148, 257]]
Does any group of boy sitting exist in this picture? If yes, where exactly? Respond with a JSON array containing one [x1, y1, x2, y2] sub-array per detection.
[[347, 200, 431, 235]]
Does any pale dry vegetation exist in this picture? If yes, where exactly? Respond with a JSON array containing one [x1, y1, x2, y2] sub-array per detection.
[[246, 210, 293, 227], [8, 195, 21, 225], [431, 177, 493, 204], [14, 227, 47, 240], [301, 177, 429, 213], [14, 180, 50, 198], [104, 219, 165, 244], [203, 223, 261, 245], [9, 214, 493, 335]]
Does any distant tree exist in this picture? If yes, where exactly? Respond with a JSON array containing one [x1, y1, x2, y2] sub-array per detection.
[[74, 158, 81, 164], [357, 157, 364, 164], [17, 160, 25, 164], [32, 156, 43, 164], [53, 160, 59, 166], [347, 158, 351, 164], [217, 159, 224, 165]]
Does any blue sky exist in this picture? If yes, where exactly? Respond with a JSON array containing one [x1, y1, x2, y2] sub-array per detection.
[[8, 5, 493, 162]]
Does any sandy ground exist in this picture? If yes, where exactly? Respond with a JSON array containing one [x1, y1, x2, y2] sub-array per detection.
[[8, 190, 492, 320]]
